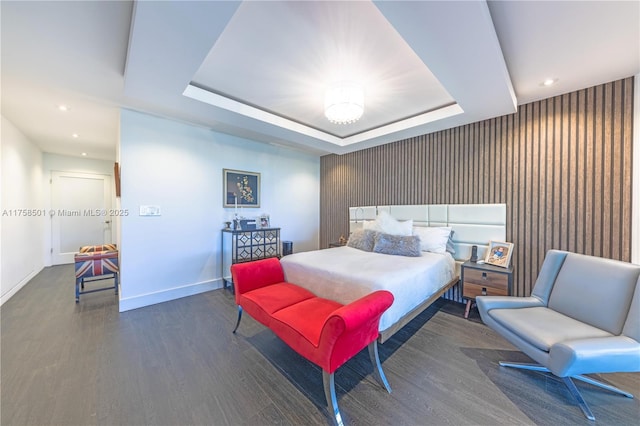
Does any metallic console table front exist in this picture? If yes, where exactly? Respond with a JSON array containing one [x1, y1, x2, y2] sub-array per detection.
[[221, 227, 281, 289]]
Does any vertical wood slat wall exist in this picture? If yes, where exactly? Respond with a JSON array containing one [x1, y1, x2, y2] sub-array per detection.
[[320, 77, 634, 297]]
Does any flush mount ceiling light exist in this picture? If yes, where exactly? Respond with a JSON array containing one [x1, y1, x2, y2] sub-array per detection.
[[324, 81, 364, 125], [542, 78, 558, 87]]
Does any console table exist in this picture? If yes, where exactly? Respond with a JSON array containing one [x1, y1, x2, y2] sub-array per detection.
[[221, 227, 281, 289]]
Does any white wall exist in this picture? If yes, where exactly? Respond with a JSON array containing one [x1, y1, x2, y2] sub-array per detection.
[[119, 109, 320, 311], [1, 115, 45, 305], [42, 153, 115, 266]]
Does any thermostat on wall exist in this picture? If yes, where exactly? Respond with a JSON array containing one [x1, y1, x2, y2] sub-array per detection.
[[139, 205, 161, 216]]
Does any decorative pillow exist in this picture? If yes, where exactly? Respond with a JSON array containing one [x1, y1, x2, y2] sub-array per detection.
[[372, 233, 421, 257], [347, 229, 377, 252], [362, 220, 380, 232], [446, 230, 456, 255], [373, 210, 413, 236], [413, 226, 452, 254]]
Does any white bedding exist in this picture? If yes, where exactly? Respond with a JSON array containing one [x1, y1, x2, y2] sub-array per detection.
[[280, 246, 456, 333]]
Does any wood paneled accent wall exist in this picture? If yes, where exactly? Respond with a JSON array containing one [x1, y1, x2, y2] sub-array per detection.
[[320, 77, 635, 297]]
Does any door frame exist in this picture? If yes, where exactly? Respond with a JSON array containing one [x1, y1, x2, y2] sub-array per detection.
[[50, 171, 113, 265]]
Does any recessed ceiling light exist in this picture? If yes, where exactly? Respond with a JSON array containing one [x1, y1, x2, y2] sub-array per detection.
[[72, 133, 79, 138], [81, 152, 87, 156], [58, 104, 69, 112], [542, 78, 558, 87]]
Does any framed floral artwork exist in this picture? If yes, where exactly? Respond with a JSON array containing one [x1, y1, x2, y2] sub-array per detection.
[[223, 169, 260, 208], [485, 241, 514, 268]]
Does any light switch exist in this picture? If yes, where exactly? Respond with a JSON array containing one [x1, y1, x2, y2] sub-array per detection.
[[139, 205, 161, 216]]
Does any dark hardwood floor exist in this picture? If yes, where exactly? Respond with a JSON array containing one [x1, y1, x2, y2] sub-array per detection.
[[2, 265, 639, 425]]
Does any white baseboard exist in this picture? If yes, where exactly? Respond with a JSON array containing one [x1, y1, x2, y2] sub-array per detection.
[[1, 268, 42, 306], [118, 278, 224, 312]]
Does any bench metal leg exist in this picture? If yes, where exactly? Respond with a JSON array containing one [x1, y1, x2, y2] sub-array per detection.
[[232, 306, 243, 333], [75, 273, 118, 303], [321, 343, 390, 426], [323, 371, 344, 426], [368, 341, 391, 393]]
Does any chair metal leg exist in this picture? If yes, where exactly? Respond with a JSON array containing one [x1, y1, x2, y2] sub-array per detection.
[[562, 377, 595, 421], [499, 361, 550, 372], [368, 341, 391, 393], [232, 306, 243, 333], [499, 361, 636, 421], [75, 278, 81, 303], [499, 362, 635, 398], [573, 374, 634, 398], [322, 371, 344, 426]]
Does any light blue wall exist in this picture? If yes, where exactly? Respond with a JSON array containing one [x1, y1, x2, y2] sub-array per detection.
[[119, 109, 320, 311]]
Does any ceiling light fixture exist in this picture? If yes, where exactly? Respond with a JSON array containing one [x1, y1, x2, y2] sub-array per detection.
[[58, 104, 69, 111], [81, 152, 87, 156], [542, 78, 558, 87], [324, 81, 364, 125], [72, 133, 79, 138]]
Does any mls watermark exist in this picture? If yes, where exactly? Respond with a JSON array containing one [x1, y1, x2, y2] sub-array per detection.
[[2, 209, 129, 217]]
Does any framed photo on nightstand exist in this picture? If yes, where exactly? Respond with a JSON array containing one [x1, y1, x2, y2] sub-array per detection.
[[485, 241, 514, 268]]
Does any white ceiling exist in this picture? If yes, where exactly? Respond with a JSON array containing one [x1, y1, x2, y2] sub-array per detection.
[[190, 0, 458, 138], [1, 1, 638, 160]]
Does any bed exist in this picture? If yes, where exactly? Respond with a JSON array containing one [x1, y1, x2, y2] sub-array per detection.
[[281, 203, 507, 343]]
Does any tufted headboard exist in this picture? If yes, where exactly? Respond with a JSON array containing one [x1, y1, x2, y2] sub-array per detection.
[[348, 204, 507, 264]]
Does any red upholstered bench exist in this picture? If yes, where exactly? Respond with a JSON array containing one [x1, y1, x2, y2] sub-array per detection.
[[231, 257, 394, 426]]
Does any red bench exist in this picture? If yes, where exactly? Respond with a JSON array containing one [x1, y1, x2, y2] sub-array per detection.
[[231, 257, 394, 426]]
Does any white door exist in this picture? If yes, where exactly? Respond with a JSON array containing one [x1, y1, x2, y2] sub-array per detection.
[[51, 171, 112, 265]]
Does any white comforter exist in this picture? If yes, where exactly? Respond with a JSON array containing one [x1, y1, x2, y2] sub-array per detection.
[[280, 247, 455, 333]]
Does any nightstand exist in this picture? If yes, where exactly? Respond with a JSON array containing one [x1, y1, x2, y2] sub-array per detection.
[[461, 260, 513, 318]]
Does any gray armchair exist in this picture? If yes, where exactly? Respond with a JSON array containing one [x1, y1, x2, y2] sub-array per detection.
[[477, 249, 640, 420]]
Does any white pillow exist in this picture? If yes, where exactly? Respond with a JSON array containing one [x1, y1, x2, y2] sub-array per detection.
[[413, 226, 452, 254], [373, 210, 413, 236], [362, 220, 380, 231]]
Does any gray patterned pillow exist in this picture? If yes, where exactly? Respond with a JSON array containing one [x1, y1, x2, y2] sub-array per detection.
[[347, 229, 377, 252], [373, 233, 421, 257]]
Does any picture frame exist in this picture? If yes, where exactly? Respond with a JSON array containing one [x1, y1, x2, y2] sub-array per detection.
[[259, 215, 270, 229], [485, 241, 514, 268], [223, 169, 260, 208]]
